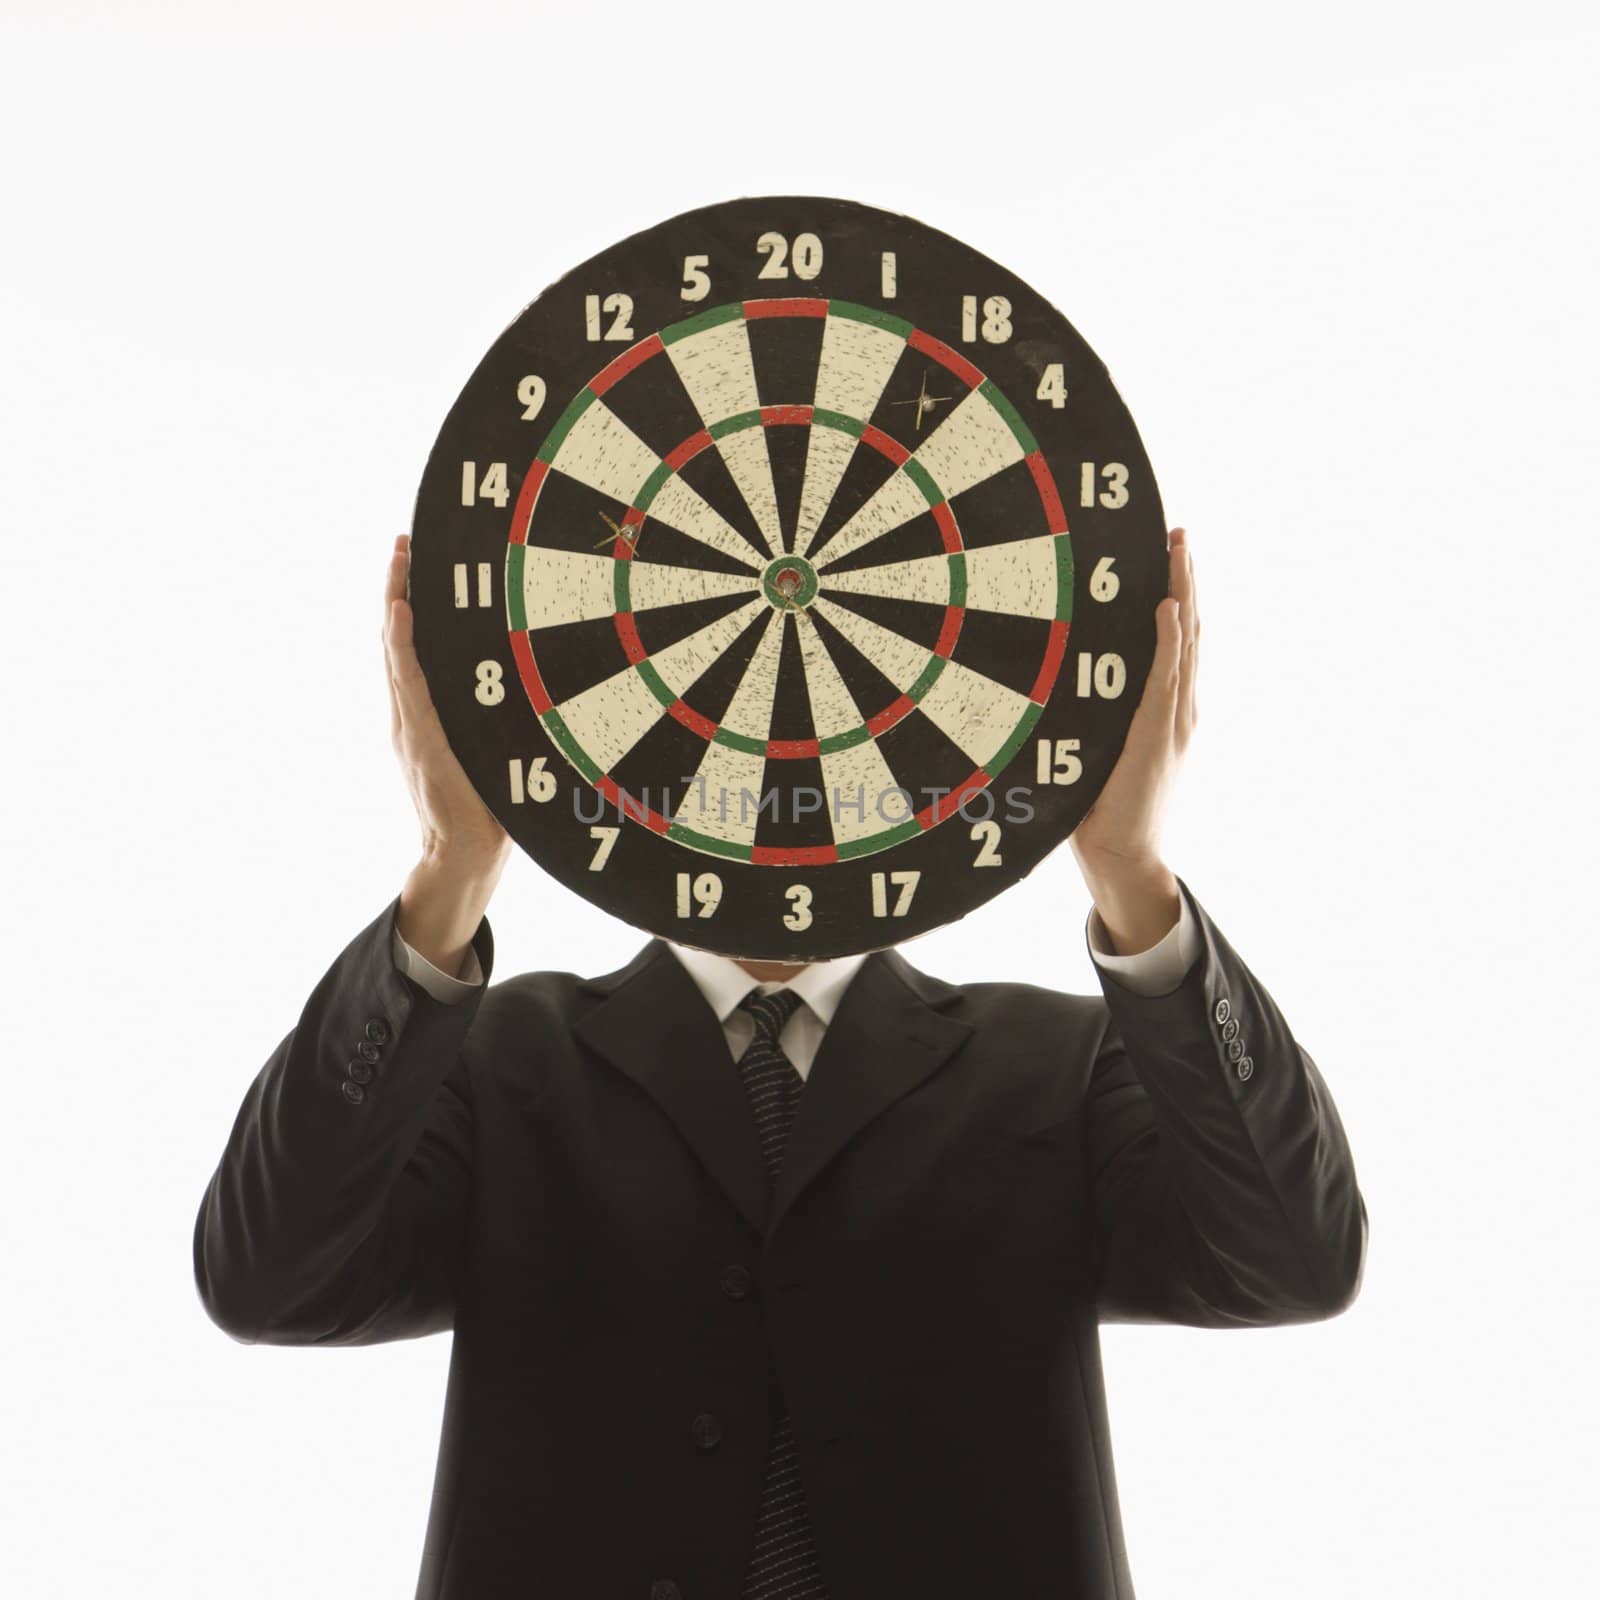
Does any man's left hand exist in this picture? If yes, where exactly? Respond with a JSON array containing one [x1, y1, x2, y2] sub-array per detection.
[[1067, 526, 1199, 952]]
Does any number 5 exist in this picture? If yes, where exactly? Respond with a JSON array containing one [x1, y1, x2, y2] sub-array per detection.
[[682, 254, 711, 301]]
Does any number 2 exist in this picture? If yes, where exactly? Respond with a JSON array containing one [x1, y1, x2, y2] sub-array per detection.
[[970, 821, 1003, 867]]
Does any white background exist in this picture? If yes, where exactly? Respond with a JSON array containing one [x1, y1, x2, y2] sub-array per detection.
[[3, 1, 1596, 1594]]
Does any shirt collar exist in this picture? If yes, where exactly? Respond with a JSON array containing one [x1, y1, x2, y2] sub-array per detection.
[[665, 940, 868, 1027]]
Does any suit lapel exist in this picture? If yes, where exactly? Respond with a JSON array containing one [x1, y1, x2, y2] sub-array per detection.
[[767, 945, 972, 1241], [572, 938, 972, 1243], [573, 940, 771, 1236]]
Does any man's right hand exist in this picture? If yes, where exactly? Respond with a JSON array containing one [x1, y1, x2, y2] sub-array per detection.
[[386, 533, 512, 975]]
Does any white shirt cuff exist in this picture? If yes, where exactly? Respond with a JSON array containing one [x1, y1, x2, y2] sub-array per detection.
[[392, 924, 484, 1004], [1086, 890, 1200, 995]]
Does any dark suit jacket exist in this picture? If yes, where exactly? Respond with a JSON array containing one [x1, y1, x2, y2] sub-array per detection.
[[193, 874, 1366, 1599]]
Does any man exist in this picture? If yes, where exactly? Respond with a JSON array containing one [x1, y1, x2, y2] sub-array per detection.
[[193, 527, 1366, 1600]]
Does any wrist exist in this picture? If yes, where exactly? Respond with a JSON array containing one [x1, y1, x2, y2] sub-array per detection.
[[398, 851, 504, 978], [1075, 855, 1180, 956]]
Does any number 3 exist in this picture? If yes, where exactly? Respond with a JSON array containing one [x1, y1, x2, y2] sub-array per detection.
[[784, 884, 813, 931]]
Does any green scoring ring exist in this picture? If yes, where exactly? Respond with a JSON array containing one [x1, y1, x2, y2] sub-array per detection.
[[603, 404, 963, 762]]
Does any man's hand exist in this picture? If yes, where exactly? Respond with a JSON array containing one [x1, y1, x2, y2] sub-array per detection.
[[386, 533, 511, 870], [386, 534, 512, 974], [1067, 526, 1198, 954]]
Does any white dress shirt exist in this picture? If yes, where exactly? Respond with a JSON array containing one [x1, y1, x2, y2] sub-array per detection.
[[665, 943, 866, 1079], [390, 896, 1202, 1073]]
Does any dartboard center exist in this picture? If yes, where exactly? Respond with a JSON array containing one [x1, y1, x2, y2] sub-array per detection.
[[761, 554, 819, 612]]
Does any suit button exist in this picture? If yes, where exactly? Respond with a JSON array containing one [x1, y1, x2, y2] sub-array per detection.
[[1226, 1038, 1244, 1062], [720, 1264, 752, 1300], [366, 1018, 391, 1044], [1221, 1016, 1239, 1042], [357, 1039, 382, 1064], [1236, 1055, 1254, 1082], [341, 1080, 366, 1105], [690, 1413, 723, 1451], [650, 1583, 681, 1600], [1214, 997, 1231, 1025], [347, 1058, 373, 1085]]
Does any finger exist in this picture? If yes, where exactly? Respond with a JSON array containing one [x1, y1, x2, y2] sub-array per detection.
[[1172, 527, 1196, 635], [1177, 532, 1198, 734], [387, 588, 442, 733], [385, 601, 402, 746], [1160, 594, 1183, 698], [385, 536, 408, 627], [1163, 528, 1197, 737], [1168, 526, 1191, 611], [384, 543, 407, 741], [1126, 595, 1182, 751]]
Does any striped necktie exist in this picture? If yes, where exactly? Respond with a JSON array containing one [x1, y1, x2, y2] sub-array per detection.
[[734, 987, 830, 1600]]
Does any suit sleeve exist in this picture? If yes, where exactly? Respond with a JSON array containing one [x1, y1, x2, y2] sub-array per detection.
[[392, 924, 485, 1001], [1085, 874, 1368, 1327], [1085, 890, 1201, 994], [192, 893, 495, 1347]]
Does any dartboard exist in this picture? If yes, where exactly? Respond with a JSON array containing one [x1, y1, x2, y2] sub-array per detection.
[[410, 195, 1167, 959]]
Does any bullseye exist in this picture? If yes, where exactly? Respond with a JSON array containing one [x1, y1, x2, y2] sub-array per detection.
[[761, 554, 819, 611]]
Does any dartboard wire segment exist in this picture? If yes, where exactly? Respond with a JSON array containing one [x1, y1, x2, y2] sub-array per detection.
[[504, 298, 1073, 866]]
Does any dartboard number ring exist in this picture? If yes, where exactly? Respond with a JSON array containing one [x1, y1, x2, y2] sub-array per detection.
[[411, 195, 1168, 959]]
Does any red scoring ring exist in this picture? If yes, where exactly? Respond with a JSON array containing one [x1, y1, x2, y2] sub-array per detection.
[[594, 407, 968, 758]]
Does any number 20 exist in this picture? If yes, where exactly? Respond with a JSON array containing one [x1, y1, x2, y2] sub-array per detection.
[[757, 231, 823, 279]]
